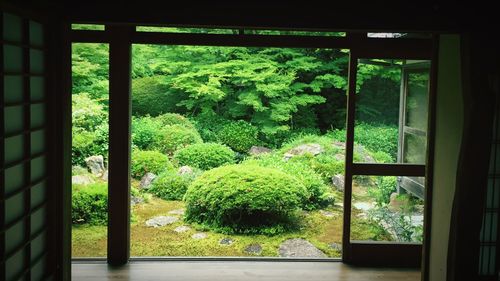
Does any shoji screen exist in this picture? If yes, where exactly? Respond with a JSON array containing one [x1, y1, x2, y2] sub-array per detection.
[[1, 12, 52, 281]]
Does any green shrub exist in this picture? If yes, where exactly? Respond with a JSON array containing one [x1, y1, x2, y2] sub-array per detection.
[[191, 111, 231, 143], [72, 125, 108, 166], [149, 170, 199, 200], [154, 113, 195, 129], [72, 93, 107, 131], [132, 76, 181, 116], [218, 120, 259, 153], [153, 125, 203, 155], [368, 176, 398, 206], [308, 154, 344, 180], [244, 154, 333, 210], [72, 183, 108, 225], [184, 165, 308, 235], [174, 143, 235, 170], [132, 116, 163, 150], [131, 150, 173, 179]]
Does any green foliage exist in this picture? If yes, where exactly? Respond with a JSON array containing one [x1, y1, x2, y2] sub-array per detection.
[[72, 183, 108, 225], [72, 43, 109, 99], [244, 154, 333, 210], [149, 170, 199, 200], [184, 165, 308, 235], [368, 176, 398, 206], [153, 125, 203, 155], [218, 120, 259, 153], [368, 206, 422, 242], [132, 76, 181, 116], [154, 113, 195, 129], [131, 116, 163, 150], [131, 150, 173, 179], [72, 93, 107, 130], [174, 143, 235, 170]]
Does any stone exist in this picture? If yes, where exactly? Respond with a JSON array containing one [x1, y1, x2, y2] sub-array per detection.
[[131, 196, 144, 206], [278, 238, 327, 258], [332, 141, 346, 150], [101, 170, 108, 181], [354, 146, 375, 163], [284, 143, 323, 160], [248, 146, 272, 156], [85, 155, 106, 176], [71, 175, 94, 185], [178, 166, 194, 175], [244, 244, 262, 255], [331, 174, 345, 191], [191, 232, 208, 239], [168, 209, 185, 216], [145, 216, 178, 228], [319, 210, 335, 218], [219, 238, 234, 246], [353, 202, 375, 211], [334, 154, 345, 161], [174, 226, 191, 233], [328, 243, 342, 253], [388, 193, 405, 212], [72, 165, 88, 175], [139, 172, 156, 190]]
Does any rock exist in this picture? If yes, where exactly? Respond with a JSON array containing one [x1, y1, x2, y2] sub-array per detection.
[[71, 175, 94, 185], [278, 238, 327, 258], [284, 143, 323, 159], [85, 155, 106, 176], [101, 170, 108, 181], [131, 196, 144, 206], [168, 209, 185, 216], [353, 202, 375, 211], [244, 244, 262, 255], [334, 154, 344, 161], [178, 166, 194, 175], [319, 210, 335, 218], [139, 172, 156, 189], [328, 243, 342, 253], [332, 141, 346, 150], [219, 238, 234, 246], [72, 165, 88, 175], [145, 216, 178, 228], [354, 146, 375, 163], [191, 233, 208, 240], [388, 193, 404, 211], [248, 146, 272, 156], [331, 174, 345, 191], [174, 226, 191, 233]]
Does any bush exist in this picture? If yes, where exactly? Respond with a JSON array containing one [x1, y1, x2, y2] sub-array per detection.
[[218, 120, 259, 153], [132, 116, 163, 150], [153, 125, 203, 155], [72, 183, 108, 225], [72, 125, 108, 166], [368, 176, 398, 206], [132, 76, 182, 116], [191, 112, 231, 143], [131, 150, 173, 179], [72, 93, 107, 131], [244, 154, 333, 210], [154, 113, 195, 129], [184, 165, 308, 235], [174, 143, 235, 170], [149, 170, 199, 200]]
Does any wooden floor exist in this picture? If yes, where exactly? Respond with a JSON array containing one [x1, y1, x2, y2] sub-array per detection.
[[72, 261, 420, 281]]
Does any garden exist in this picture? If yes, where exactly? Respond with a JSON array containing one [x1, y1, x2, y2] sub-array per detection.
[[71, 36, 425, 258]]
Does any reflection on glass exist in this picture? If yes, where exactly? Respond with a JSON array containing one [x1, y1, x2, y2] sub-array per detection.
[[405, 72, 429, 131], [350, 175, 424, 243]]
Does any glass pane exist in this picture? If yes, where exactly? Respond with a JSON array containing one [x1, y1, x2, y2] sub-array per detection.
[[3, 13, 22, 42], [5, 164, 25, 194], [403, 133, 426, 164], [351, 175, 424, 243], [405, 71, 429, 131], [354, 59, 402, 163], [31, 254, 47, 281], [30, 49, 44, 73], [367, 33, 431, 39], [71, 24, 105, 30], [30, 77, 45, 101], [4, 75, 23, 103], [5, 192, 25, 225], [29, 21, 44, 46], [31, 103, 45, 128], [31, 231, 46, 261], [31, 207, 47, 234], [4, 134, 24, 165], [136, 26, 238, 34], [4, 105, 24, 135], [3, 45, 23, 72], [244, 29, 345, 37], [31, 181, 47, 207], [5, 220, 25, 254], [5, 247, 25, 281], [31, 156, 46, 182], [31, 129, 46, 155]]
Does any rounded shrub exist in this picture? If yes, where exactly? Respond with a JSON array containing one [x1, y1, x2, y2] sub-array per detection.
[[217, 120, 259, 153], [148, 170, 199, 200], [132, 116, 163, 150], [132, 76, 181, 116], [184, 165, 308, 235], [174, 143, 235, 170], [131, 150, 173, 179], [72, 183, 108, 225], [154, 125, 203, 155], [154, 113, 195, 129]]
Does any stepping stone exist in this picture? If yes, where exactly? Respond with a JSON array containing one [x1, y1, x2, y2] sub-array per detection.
[[131, 196, 144, 206], [328, 243, 342, 253], [319, 210, 335, 218], [353, 202, 374, 211], [174, 226, 191, 233], [168, 209, 185, 215], [191, 233, 208, 240], [219, 238, 234, 246], [244, 244, 262, 255], [145, 216, 178, 228], [278, 238, 327, 258]]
